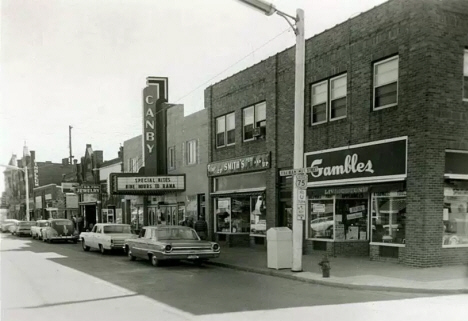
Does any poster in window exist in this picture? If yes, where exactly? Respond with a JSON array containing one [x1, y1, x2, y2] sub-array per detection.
[[250, 195, 266, 236]]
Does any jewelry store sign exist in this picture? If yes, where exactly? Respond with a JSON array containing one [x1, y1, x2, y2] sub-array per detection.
[[207, 153, 270, 177], [110, 173, 185, 195], [76, 184, 100, 194]]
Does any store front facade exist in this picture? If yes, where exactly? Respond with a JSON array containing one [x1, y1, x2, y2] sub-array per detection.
[[302, 137, 408, 260], [208, 153, 270, 247]]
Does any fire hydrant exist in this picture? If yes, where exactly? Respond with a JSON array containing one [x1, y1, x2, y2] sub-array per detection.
[[318, 255, 331, 278]]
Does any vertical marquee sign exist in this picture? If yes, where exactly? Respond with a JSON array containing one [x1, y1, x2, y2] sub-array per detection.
[[143, 77, 168, 175]]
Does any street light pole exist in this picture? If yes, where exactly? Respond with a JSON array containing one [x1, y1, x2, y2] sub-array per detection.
[[235, 0, 305, 271], [1, 164, 31, 221]]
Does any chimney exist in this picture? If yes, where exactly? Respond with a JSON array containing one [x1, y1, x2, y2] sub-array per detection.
[[118, 146, 123, 159], [94, 151, 103, 167]]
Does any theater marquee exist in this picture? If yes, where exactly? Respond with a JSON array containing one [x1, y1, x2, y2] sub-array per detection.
[[109, 173, 185, 195]]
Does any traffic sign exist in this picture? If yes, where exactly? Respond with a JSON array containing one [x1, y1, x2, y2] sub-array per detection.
[[279, 167, 315, 176], [295, 174, 308, 189], [297, 189, 306, 204]]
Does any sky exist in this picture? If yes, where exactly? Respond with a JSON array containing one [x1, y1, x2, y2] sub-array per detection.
[[0, 0, 388, 193]]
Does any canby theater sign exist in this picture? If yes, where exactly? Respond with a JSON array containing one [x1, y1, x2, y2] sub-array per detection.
[[304, 137, 407, 186], [109, 173, 185, 195]]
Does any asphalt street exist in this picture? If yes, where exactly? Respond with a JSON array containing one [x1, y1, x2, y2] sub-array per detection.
[[1, 233, 467, 321]]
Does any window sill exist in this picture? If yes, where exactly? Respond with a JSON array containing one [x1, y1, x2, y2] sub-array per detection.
[[329, 116, 347, 123], [373, 103, 398, 111], [311, 121, 328, 127], [370, 242, 405, 247], [442, 244, 468, 248], [216, 144, 235, 150]]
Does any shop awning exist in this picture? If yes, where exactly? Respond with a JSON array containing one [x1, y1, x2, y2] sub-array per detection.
[[211, 187, 265, 197], [78, 201, 97, 206]]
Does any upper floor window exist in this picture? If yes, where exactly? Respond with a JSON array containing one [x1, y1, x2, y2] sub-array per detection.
[[186, 140, 197, 165], [311, 81, 328, 125], [128, 157, 138, 173], [330, 74, 347, 120], [463, 49, 468, 101], [243, 102, 266, 141], [167, 146, 175, 170], [216, 113, 235, 148], [373, 56, 399, 110]]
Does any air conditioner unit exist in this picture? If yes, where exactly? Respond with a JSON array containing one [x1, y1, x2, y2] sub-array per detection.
[[253, 127, 265, 138]]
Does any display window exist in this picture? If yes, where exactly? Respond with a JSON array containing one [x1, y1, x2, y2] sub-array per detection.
[[308, 193, 369, 241], [443, 181, 468, 247], [215, 195, 259, 234], [371, 191, 406, 246]]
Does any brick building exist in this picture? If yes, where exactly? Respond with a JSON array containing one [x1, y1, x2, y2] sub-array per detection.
[[205, 0, 468, 267]]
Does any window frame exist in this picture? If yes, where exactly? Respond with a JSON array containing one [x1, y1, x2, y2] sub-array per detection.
[[463, 49, 468, 102], [215, 112, 235, 148], [243, 102, 266, 142], [373, 55, 399, 111], [329, 73, 347, 122], [167, 146, 175, 170], [311, 80, 329, 126], [186, 139, 197, 165]]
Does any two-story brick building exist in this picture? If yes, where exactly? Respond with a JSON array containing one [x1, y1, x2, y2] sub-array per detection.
[[205, 0, 468, 267]]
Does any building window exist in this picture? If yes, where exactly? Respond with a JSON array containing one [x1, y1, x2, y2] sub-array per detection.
[[443, 180, 468, 247], [243, 102, 266, 141], [168, 146, 175, 170], [311, 81, 328, 125], [371, 191, 406, 246], [373, 56, 399, 110], [216, 113, 235, 148], [464, 50, 468, 101], [186, 140, 197, 165], [330, 74, 347, 120]]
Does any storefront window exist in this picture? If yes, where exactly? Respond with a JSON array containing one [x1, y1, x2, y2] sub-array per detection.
[[309, 198, 334, 239], [371, 192, 406, 245], [335, 195, 368, 241], [250, 195, 266, 236], [443, 182, 468, 247], [215, 197, 251, 234]]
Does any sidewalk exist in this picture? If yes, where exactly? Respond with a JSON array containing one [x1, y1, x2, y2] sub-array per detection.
[[207, 246, 468, 294]]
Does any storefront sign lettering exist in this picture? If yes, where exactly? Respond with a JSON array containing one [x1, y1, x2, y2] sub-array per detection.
[[76, 185, 100, 194], [109, 173, 185, 195], [305, 137, 407, 185], [33, 164, 39, 187], [310, 154, 374, 178], [207, 153, 270, 176]]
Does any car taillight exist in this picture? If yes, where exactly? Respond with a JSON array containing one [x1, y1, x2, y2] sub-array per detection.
[[164, 245, 172, 253], [212, 243, 220, 251]]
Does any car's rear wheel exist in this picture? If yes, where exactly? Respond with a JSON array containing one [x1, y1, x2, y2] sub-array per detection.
[[127, 247, 136, 261], [82, 240, 90, 251], [99, 244, 107, 255], [150, 254, 161, 267]]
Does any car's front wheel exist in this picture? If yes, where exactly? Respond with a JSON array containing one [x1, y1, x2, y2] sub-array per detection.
[[150, 254, 161, 267], [127, 247, 136, 261], [99, 244, 107, 255], [82, 240, 90, 251]]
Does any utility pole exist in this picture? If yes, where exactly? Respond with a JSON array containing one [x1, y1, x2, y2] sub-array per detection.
[[69, 125, 74, 165]]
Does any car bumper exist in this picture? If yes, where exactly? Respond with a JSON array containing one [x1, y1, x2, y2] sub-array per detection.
[[50, 235, 79, 241], [154, 251, 220, 260]]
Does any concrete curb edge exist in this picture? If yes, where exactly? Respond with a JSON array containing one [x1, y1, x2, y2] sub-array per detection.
[[206, 261, 468, 295]]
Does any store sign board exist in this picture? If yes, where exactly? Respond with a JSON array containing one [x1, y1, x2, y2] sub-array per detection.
[[143, 77, 168, 175], [76, 184, 100, 194], [207, 153, 270, 177], [33, 164, 39, 187], [109, 173, 185, 195], [304, 137, 407, 185]]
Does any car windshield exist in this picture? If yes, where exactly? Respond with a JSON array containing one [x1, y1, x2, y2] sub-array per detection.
[[52, 220, 73, 226], [103, 225, 131, 234], [19, 222, 36, 226], [157, 228, 199, 241]]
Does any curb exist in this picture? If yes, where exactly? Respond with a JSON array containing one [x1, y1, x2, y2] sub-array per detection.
[[206, 261, 468, 295]]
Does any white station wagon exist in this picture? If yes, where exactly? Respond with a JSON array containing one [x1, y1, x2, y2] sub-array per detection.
[[80, 223, 137, 254]]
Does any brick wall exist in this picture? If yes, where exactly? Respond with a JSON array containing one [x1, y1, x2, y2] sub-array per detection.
[[205, 0, 468, 266]]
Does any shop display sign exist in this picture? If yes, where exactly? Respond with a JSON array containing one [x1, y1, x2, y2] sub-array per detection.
[[76, 184, 100, 194], [312, 203, 325, 213], [110, 174, 185, 195], [304, 137, 407, 186], [349, 205, 365, 213], [207, 153, 270, 176]]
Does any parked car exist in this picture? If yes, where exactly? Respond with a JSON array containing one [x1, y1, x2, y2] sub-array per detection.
[[125, 225, 220, 267], [12, 221, 36, 236], [80, 223, 136, 254], [42, 219, 78, 243], [31, 220, 50, 239], [0, 219, 19, 233]]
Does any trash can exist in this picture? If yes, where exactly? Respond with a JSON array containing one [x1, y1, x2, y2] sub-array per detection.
[[266, 227, 292, 269]]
